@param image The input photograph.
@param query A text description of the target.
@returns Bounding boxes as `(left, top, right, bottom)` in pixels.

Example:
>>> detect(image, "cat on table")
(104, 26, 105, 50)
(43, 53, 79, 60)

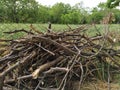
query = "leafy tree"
(0, 0, 39, 23)
(37, 5, 50, 23)
(0, 1, 7, 22)
(49, 3, 71, 23)
(111, 9, 120, 23)
(87, 11, 104, 24)
(0, 0, 119, 24)
(98, 2, 107, 10)
(61, 2, 88, 24)
(107, 0, 120, 8)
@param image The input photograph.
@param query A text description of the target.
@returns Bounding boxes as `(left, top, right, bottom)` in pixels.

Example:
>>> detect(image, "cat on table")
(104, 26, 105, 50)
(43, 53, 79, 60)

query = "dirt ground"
(72, 80, 120, 90)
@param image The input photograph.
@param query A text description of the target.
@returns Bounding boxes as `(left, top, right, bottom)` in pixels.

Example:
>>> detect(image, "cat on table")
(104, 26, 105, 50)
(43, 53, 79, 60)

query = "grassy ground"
(0, 23, 120, 39)
(0, 23, 80, 39)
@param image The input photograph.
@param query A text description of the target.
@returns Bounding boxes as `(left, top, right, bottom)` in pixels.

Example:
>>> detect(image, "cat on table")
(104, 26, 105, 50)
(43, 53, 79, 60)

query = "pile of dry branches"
(0, 25, 120, 90)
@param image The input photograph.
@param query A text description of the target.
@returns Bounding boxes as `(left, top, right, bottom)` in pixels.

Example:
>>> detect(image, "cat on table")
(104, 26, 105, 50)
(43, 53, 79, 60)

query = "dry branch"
(0, 25, 120, 90)
(3, 29, 34, 35)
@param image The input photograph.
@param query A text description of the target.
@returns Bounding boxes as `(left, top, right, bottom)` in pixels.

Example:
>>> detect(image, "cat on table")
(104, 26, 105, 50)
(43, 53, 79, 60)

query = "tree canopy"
(0, 0, 120, 24)
(107, 0, 120, 8)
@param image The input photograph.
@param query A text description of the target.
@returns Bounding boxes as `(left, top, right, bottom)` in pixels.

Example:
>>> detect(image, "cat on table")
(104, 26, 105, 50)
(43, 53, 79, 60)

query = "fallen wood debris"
(0, 25, 120, 90)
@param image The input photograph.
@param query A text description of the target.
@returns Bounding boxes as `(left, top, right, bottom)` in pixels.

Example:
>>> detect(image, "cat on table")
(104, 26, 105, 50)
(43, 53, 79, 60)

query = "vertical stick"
(48, 22, 52, 32)
(0, 76, 4, 90)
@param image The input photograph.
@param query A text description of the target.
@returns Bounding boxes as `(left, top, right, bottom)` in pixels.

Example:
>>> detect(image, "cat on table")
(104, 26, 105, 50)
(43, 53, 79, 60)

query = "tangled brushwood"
(0, 25, 120, 90)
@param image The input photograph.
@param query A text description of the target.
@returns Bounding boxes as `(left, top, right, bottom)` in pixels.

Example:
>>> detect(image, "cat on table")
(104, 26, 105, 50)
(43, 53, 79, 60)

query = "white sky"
(36, 0, 107, 8)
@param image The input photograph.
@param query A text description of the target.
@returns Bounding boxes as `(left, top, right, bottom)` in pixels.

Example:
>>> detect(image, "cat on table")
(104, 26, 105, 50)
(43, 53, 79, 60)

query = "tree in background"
(37, 5, 50, 23)
(87, 7, 104, 24)
(0, 0, 120, 24)
(106, 0, 120, 23)
(61, 2, 88, 24)
(107, 0, 120, 8)
(0, 0, 39, 23)
(49, 3, 71, 23)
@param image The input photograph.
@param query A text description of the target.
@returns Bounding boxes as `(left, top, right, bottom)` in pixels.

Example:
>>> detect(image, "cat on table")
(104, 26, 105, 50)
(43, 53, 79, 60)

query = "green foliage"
(61, 11, 85, 24)
(37, 5, 50, 23)
(107, 0, 120, 8)
(49, 2, 71, 23)
(0, 0, 120, 24)
(87, 11, 104, 24)
(98, 2, 107, 10)
(111, 9, 120, 23)
(0, 0, 39, 23)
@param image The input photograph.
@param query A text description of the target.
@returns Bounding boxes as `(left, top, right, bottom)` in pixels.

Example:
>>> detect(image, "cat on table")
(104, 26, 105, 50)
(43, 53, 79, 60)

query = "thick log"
(32, 56, 63, 79)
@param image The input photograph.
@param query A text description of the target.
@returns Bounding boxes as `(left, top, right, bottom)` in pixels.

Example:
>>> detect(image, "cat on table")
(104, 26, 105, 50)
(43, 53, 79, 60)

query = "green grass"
(0, 23, 80, 39)
(0, 23, 120, 39)
(86, 24, 120, 36)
